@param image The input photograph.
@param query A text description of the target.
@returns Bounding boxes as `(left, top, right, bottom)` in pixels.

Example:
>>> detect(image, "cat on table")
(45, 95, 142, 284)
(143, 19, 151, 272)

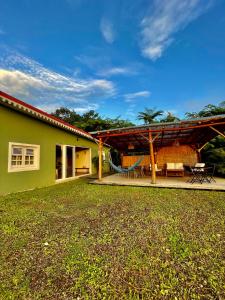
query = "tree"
(185, 101, 225, 177)
(51, 107, 134, 132)
(185, 101, 225, 119)
(160, 112, 180, 123)
(82, 110, 99, 121)
(137, 108, 164, 124)
(202, 136, 225, 176)
(52, 107, 81, 124)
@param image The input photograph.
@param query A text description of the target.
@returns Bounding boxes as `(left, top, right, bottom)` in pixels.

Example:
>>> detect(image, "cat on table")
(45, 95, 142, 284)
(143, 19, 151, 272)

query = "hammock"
(108, 154, 144, 173)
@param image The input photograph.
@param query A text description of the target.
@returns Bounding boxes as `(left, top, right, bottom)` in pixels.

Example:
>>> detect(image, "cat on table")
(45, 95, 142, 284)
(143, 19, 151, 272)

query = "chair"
(195, 163, 205, 168)
(204, 164, 216, 183)
(150, 164, 162, 175)
(189, 164, 216, 184)
(133, 166, 145, 178)
(189, 167, 203, 184)
(194, 163, 205, 172)
(166, 163, 184, 177)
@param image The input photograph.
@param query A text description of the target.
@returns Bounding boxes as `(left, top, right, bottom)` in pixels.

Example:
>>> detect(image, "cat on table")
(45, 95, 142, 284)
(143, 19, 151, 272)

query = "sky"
(0, 0, 225, 123)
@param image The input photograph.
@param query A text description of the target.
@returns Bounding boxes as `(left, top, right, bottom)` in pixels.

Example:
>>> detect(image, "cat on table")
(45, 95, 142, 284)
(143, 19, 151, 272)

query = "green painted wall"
(0, 105, 109, 195)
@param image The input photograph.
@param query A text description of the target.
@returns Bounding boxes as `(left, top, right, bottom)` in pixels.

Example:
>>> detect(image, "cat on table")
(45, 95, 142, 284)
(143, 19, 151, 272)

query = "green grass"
(0, 178, 225, 299)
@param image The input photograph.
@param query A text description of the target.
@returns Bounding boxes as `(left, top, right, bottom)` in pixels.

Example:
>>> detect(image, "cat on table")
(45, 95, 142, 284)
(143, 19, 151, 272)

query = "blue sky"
(0, 0, 225, 123)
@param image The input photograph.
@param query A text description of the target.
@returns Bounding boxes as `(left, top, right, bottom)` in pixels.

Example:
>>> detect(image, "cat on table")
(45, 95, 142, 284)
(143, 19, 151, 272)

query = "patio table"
(189, 166, 214, 184)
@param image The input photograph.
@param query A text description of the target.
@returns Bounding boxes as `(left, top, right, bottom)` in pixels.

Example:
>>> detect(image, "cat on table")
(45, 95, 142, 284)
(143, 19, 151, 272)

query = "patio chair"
(134, 166, 145, 177)
(150, 164, 162, 175)
(189, 167, 203, 184)
(166, 163, 184, 177)
(189, 164, 216, 184)
(194, 163, 205, 171)
(204, 164, 216, 183)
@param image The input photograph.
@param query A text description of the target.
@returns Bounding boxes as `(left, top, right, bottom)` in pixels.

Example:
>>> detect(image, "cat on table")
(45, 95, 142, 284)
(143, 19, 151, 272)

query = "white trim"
(55, 173, 90, 184)
(62, 145, 66, 180)
(55, 144, 92, 182)
(89, 148, 92, 175)
(73, 147, 76, 177)
(8, 142, 40, 173)
(0, 95, 94, 141)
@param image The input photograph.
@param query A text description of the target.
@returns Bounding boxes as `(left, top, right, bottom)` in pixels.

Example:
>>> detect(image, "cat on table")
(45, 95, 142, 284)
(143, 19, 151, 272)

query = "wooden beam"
(210, 126, 225, 138)
(139, 133, 149, 142)
(98, 137, 103, 181)
(96, 120, 225, 139)
(149, 131, 156, 184)
(139, 132, 160, 143)
(197, 141, 209, 152)
(152, 133, 160, 143)
(104, 137, 109, 143)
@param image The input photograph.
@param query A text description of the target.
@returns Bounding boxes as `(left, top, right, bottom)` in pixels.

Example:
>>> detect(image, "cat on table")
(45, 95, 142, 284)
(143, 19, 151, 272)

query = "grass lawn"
(0, 178, 225, 299)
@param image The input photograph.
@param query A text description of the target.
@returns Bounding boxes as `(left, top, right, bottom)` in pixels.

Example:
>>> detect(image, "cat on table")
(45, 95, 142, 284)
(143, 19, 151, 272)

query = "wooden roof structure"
(91, 115, 225, 151)
(91, 115, 225, 183)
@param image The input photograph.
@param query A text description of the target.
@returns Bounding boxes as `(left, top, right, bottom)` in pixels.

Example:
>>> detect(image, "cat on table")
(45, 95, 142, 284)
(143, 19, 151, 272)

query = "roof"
(90, 115, 225, 151)
(0, 90, 94, 141)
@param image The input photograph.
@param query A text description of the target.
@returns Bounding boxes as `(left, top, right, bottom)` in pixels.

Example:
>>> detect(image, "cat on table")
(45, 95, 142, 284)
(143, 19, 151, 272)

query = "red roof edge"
(0, 90, 92, 138)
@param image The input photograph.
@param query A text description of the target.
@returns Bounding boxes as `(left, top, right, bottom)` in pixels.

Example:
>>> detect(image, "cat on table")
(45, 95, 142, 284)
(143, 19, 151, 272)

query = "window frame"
(8, 142, 40, 172)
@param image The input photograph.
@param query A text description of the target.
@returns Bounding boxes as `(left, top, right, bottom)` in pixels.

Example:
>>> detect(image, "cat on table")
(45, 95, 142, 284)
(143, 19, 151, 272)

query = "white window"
(8, 143, 40, 172)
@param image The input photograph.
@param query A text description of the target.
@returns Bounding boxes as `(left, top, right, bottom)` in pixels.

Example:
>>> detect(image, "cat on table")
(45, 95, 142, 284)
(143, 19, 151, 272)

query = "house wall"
(76, 149, 90, 169)
(0, 105, 109, 195)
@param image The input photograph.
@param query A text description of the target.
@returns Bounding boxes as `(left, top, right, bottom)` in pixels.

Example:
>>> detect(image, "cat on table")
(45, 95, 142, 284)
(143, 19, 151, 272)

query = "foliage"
(0, 178, 225, 299)
(52, 107, 134, 132)
(52, 107, 82, 124)
(185, 101, 225, 118)
(185, 102, 225, 176)
(160, 112, 180, 123)
(137, 107, 164, 124)
(202, 136, 225, 176)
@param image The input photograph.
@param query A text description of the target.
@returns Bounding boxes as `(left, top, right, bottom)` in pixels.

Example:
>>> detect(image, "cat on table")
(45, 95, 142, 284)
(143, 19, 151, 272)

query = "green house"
(0, 91, 110, 195)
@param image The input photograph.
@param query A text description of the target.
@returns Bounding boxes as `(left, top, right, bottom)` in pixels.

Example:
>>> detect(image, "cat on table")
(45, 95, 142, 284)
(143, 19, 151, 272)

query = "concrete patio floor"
(92, 174, 225, 191)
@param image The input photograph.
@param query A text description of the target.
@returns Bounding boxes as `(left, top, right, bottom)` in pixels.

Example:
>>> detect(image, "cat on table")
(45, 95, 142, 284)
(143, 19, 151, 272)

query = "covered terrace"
(91, 114, 225, 190)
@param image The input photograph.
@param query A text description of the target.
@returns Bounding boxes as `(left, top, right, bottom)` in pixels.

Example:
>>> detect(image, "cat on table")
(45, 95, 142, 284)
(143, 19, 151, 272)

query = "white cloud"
(97, 67, 137, 77)
(0, 49, 115, 112)
(125, 103, 137, 119)
(140, 0, 213, 60)
(71, 104, 99, 114)
(74, 53, 106, 69)
(100, 18, 115, 44)
(124, 90, 151, 102)
(75, 53, 139, 77)
(37, 103, 99, 114)
(0, 69, 48, 98)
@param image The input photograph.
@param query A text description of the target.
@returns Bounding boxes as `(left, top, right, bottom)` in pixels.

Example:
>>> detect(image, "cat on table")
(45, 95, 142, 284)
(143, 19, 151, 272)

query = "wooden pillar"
(98, 137, 103, 181)
(149, 131, 156, 184)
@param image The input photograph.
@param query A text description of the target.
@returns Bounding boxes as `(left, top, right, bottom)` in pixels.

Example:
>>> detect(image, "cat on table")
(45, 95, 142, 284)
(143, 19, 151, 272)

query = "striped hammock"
(108, 154, 144, 173)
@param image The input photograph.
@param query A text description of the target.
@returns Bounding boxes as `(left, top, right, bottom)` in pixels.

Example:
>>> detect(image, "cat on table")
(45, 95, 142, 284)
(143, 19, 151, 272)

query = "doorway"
(56, 145, 91, 180)
(56, 145, 63, 180)
(66, 146, 74, 178)
(75, 147, 91, 176)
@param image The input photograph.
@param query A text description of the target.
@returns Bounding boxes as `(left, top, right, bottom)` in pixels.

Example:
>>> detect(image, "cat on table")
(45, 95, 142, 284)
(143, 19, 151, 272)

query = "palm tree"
(137, 108, 164, 124)
(160, 112, 180, 123)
